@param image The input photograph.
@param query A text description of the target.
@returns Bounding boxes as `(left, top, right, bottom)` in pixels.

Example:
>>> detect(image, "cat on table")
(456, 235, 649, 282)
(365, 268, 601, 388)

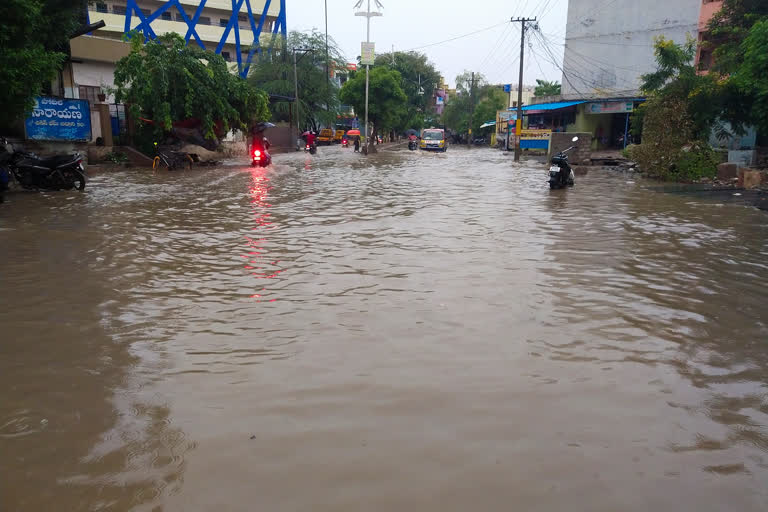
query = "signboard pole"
(355, 0, 383, 154)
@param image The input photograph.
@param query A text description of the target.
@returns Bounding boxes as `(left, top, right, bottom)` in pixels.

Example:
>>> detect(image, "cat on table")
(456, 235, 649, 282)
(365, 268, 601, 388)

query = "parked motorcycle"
(0, 137, 86, 191)
(549, 136, 578, 189)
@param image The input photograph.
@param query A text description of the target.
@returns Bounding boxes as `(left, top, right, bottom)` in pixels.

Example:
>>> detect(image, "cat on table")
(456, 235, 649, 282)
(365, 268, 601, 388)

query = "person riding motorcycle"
(306, 131, 317, 149)
(252, 133, 270, 154)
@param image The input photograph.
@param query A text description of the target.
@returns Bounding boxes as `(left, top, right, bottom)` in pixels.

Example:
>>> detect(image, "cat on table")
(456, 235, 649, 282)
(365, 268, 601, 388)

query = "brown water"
(1, 146, 767, 511)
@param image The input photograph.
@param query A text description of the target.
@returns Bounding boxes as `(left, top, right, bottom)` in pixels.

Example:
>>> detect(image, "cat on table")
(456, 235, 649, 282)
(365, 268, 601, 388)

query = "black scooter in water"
(0, 137, 86, 191)
(549, 136, 578, 189)
(408, 138, 418, 150)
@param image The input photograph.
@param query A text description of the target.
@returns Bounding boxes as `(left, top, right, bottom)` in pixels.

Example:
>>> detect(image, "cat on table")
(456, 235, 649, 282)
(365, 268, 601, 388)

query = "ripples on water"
(1, 146, 767, 510)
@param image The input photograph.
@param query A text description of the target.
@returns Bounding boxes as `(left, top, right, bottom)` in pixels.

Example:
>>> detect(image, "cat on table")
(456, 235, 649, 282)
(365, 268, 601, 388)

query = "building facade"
(57, 0, 284, 141)
(508, 86, 535, 109)
(560, 0, 702, 98)
(695, 0, 723, 72)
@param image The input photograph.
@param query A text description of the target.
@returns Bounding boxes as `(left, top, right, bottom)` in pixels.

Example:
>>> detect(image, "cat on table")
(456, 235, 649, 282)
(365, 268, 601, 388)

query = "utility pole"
(467, 71, 475, 148)
(511, 16, 536, 162)
(293, 50, 300, 141)
(324, 0, 330, 100)
(354, 0, 383, 154)
(293, 47, 312, 141)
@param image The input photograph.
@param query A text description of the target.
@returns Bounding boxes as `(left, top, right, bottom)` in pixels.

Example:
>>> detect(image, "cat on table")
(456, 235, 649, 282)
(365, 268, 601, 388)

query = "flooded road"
(1, 145, 767, 511)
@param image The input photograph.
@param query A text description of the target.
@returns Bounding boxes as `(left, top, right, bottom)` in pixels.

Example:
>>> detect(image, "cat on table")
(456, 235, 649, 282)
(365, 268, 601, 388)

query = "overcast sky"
(286, 0, 569, 88)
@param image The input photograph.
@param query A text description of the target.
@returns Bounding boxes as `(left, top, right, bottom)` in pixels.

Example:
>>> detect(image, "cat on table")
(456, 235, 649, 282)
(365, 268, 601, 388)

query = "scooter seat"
(31, 154, 78, 169)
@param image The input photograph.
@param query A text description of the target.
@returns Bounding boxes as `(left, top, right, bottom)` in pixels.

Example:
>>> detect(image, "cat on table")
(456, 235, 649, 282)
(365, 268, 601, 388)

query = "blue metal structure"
(110, 0, 287, 78)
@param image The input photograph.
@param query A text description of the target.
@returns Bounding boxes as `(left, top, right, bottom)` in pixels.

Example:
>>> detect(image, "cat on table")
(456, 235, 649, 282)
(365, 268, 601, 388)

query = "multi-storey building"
(695, 0, 723, 72)
(53, 1, 284, 141)
(560, 0, 701, 98)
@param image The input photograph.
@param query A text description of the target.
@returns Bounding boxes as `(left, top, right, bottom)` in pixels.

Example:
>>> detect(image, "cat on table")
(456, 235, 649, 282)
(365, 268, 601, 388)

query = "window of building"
(198, 16, 211, 25)
(140, 8, 151, 17)
(95, 2, 108, 13)
(176, 13, 186, 21)
(220, 18, 229, 27)
(221, 51, 231, 62)
(112, 4, 126, 15)
(161, 11, 172, 21)
(78, 86, 102, 109)
(698, 49, 713, 71)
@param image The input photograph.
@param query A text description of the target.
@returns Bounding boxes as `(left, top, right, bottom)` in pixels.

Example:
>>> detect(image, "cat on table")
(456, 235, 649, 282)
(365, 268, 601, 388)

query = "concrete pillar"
(97, 103, 113, 146)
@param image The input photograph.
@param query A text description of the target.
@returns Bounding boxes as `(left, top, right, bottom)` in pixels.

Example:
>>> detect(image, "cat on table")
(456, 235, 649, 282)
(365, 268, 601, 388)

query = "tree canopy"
(0, 0, 87, 128)
(339, 66, 407, 151)
(374, 51, 441, 131)
(248, 30, 346, 131)
(534, 79, 561, 97)
(113, 32, 270, 143)
(640, 36, 720, 140)
(441, 72, 506, 138)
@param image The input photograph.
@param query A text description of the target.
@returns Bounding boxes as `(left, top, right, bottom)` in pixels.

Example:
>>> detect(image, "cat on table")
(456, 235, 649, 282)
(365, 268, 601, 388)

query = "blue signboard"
(25, 97, 92, 142)
(503, 84, 512, 93)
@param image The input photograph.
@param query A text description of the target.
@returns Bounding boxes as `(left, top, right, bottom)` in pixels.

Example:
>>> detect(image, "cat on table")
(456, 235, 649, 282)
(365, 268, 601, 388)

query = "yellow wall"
(567, 105, 614, 150)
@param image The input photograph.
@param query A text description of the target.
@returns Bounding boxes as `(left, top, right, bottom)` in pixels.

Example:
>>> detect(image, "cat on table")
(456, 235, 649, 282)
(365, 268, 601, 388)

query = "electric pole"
(511, 16, 536, 162)
(467, 72, 475, 148)
(324, 0, 330, 100)
(293, 50, 300, 140)
(293, 47, 312, 141)
(354, 0, 383, 154)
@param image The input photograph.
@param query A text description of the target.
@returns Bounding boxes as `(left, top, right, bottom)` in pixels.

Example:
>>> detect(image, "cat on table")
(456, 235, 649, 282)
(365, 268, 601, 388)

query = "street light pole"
(354, 0, 383, 154)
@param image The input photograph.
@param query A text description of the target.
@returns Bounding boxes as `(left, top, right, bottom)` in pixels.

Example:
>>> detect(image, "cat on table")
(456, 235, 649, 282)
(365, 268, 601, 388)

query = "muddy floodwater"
(1, 146, 767, 511)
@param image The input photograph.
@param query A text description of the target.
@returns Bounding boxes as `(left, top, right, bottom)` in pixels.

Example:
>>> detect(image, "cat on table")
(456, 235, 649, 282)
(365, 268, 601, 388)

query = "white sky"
(286, 0, 569, 88)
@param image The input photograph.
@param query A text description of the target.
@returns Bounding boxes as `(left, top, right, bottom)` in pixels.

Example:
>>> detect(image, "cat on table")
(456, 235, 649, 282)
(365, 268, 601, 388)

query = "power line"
(403, 21, 510, 52)
(477, 22, 513, 73)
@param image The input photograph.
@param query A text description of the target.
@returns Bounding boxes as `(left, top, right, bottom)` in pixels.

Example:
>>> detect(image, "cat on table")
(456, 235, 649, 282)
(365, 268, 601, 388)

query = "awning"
(511, 100, 587, 112)
(480, 121, 496, 128)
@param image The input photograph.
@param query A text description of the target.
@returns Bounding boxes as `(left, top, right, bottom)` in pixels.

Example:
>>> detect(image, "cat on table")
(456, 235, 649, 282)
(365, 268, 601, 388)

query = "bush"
(628, 96, 719, 181)
(105, 151, 129, 164)
(673, 143, 719, 181)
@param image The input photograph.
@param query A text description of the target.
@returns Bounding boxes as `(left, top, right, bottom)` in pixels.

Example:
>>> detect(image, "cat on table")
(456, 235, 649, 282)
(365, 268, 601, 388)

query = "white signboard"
(361, 42, 375, 65)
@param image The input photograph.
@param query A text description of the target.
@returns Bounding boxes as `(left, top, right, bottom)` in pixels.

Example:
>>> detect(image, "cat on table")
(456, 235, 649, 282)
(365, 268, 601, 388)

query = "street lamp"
(354, 0, 383, 154)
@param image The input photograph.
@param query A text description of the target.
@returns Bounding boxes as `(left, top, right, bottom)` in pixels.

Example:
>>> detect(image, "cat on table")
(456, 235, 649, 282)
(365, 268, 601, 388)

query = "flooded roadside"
(1, 146, 767, 511)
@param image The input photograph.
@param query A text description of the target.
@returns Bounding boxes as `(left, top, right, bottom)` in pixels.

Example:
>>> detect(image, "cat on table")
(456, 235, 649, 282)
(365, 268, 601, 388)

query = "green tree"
(113, 32, 269, 144)
(629, 37, 721, 181)
(472, 87, 507, 136)
(729, 19, 768, 135)
(339, 67, 407, 153)
(533, 79, 561, 97)
(707, 0, 768, 75)
(640, 36, 720, 140)
(441, 71, 508, 139)
(248, 30, 346, 131)
(374, 51, 441, 132)
(0, 0, 87, 128)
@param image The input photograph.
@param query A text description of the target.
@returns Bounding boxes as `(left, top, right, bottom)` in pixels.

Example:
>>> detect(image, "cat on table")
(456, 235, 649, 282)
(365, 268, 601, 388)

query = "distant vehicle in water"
(334, 130, 345, 143)
(420, 129, 447, 152)
(317, 129, 334, 145)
